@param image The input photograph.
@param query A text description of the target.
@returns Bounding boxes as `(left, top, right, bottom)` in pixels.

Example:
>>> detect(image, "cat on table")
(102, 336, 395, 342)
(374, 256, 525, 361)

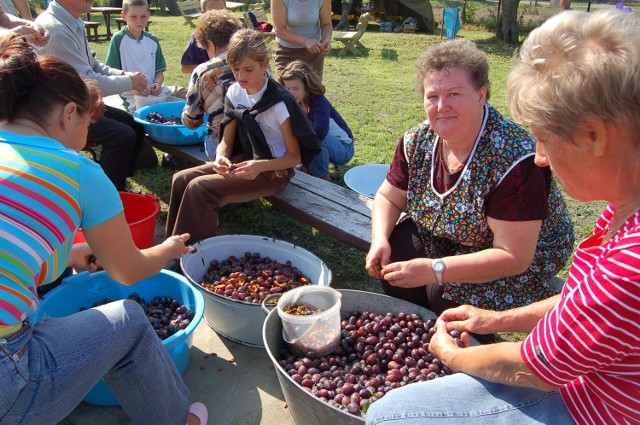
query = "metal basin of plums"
(181, 235, 332, 348)
(263, 290, 479, 425)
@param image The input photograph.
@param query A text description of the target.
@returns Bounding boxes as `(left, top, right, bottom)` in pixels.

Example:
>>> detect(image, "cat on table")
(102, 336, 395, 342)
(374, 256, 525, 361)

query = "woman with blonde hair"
(366, 10, 640, 425)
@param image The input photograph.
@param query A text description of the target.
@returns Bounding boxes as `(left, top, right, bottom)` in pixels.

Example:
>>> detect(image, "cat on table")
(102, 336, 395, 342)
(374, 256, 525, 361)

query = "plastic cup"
(277, 286, 341, 357)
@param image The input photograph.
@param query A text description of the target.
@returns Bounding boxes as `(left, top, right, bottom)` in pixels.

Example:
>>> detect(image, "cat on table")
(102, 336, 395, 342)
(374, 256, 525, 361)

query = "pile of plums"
(81, 293, 194, 340)
(199, 252, 312, 304)
(146, 112, 183, 125)
(277, 311, 454, 418)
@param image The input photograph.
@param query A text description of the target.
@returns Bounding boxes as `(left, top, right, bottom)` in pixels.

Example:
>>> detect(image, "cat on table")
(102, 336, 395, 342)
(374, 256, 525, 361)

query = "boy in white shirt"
(105, 0, 166, 111)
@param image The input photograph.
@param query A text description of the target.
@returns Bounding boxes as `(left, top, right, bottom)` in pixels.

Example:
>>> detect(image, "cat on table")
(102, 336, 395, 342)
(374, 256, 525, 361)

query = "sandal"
(187, 402, 208, 425)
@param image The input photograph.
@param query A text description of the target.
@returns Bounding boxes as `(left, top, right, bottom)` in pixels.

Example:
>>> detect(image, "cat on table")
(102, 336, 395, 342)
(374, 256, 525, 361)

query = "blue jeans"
(366, 373, 575, 425)
(309, 133, 355, 177)
(0, 300, 190, 425)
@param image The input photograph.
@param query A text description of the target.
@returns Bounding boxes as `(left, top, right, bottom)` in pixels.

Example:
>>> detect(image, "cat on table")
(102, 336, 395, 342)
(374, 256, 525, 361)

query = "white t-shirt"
(225, 80, 289, 158)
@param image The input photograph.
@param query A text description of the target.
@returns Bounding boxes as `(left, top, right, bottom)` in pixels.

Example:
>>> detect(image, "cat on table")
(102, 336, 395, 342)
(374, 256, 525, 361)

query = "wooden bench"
(177, 0, 201, 26)
(84, 21, 101, 42)
(102, 94, 372, 251)
(145, 141, 373, 251)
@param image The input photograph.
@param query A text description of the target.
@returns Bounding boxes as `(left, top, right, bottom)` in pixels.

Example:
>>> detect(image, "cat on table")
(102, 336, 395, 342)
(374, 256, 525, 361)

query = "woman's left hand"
(428, 318, 472, 371)
(380, 258, 431, 288)
(319, 39, 331, 54)
(69, 243, 102, 273)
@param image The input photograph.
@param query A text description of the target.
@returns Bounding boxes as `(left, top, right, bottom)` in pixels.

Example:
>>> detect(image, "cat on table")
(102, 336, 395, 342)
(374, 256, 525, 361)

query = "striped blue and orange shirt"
(0, 131, 122, 326)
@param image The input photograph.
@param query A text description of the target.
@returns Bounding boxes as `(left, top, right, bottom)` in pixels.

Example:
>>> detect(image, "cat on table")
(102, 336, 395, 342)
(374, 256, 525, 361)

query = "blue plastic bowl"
(32, 270, 205, 406)
(133, 101, 207, 145)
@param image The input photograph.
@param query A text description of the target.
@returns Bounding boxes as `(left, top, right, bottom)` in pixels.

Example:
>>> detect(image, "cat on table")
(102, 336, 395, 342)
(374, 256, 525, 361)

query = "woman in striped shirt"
(0, 40, 206, 425)
(366, 9, 640, 425)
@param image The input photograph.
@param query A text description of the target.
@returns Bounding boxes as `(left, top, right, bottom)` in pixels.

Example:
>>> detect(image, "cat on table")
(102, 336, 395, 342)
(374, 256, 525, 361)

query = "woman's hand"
(304, 37, 322, 53)
(319, 39, 331, 55)
(380, 258, 431, 288)
(68, 243, 101, 273)
(438, 304, 500, 335)
(162, 233, 192, 259)
(365, 239, 392, 279)
(428, 318, 472, 372)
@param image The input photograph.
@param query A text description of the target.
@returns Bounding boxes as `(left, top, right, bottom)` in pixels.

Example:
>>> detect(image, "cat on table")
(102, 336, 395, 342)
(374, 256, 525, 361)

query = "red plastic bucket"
(74, 192, 161, 249)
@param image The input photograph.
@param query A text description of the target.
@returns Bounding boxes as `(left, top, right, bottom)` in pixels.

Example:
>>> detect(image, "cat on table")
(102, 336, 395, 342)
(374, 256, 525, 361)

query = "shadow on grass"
(381, 48, 398, 61)
(473, 37, 517, 59)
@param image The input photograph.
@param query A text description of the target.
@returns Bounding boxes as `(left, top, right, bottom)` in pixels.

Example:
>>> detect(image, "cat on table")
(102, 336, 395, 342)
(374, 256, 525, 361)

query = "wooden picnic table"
(86, 7, 122, 39)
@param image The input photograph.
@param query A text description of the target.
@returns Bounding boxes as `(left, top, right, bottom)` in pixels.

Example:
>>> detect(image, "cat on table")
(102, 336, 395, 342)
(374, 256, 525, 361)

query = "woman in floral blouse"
(365, 39, 574, 319)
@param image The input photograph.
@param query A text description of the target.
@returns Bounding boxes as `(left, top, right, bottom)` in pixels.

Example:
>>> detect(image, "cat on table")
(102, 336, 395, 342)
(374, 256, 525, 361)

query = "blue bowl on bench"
(133, 101, 207, 145)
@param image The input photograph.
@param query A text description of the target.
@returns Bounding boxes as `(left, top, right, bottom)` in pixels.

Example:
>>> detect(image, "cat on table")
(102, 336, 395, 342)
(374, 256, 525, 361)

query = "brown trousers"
(274, 43, 326, 81)
(165, 161, 293, 243)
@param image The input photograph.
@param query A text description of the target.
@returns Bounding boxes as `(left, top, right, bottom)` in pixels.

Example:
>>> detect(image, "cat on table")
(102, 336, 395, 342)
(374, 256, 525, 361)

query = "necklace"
(442, 140, 473, 174)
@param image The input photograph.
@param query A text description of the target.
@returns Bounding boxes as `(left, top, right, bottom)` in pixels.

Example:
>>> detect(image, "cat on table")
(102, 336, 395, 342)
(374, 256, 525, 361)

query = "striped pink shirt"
(522, 204, 640, 424)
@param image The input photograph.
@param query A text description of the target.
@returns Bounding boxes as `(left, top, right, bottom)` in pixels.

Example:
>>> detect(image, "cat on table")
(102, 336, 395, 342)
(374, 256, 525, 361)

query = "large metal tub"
(182, 235, 332, 348)
(263, 289, 479, 425)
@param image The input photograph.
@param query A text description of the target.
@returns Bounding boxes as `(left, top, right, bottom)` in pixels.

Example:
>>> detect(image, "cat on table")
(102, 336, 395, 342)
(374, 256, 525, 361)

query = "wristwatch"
(432, 259, 446, 285)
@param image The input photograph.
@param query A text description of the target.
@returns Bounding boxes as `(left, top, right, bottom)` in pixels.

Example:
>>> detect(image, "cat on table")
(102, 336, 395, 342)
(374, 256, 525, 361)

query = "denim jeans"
(0, 300, 190, 425)
(309, 133, 355, 177)
(366, 373, 575, 425)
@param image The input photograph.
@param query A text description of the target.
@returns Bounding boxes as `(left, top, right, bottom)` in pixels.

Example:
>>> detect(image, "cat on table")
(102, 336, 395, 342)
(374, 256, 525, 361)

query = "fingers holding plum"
(438, 304, 497, 335)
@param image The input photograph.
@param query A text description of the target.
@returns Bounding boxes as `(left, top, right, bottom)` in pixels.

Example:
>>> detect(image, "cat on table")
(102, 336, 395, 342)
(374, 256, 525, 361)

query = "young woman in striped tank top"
(0, 39, 207, 425)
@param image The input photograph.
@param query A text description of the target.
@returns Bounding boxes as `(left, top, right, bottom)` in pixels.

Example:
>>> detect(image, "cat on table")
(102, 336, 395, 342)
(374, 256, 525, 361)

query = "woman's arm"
(318, 0, 332, 52)
(82, 214, 190, 285)
(431, 325, 557, 391)
(438, 218, 542, 283)
(438, 294, 561, 335)
(365, 180, 408, 278)
(381, 218, 542, 288)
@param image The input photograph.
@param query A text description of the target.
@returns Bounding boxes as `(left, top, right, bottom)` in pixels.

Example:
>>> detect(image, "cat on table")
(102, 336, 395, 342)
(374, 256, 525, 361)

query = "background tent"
(332, 0, 435, 33)
(372, 0, 435, 33)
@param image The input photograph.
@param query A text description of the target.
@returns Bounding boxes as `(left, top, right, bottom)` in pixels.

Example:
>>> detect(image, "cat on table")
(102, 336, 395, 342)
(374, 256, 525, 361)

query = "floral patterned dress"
(403, 104, 575, 310)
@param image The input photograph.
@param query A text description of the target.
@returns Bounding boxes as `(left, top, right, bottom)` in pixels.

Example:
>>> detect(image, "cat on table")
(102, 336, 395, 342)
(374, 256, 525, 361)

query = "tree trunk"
(498, 0, 520, 45)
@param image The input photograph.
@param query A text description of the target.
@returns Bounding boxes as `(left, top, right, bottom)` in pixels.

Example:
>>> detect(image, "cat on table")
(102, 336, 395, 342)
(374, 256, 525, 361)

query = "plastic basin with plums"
(32, 269, 204, 406)
(133, 100, 207, 145)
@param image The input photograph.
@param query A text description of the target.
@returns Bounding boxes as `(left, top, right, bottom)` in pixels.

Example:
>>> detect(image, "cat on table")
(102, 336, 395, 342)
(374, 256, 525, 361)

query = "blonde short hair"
(507, 10, 640, 139)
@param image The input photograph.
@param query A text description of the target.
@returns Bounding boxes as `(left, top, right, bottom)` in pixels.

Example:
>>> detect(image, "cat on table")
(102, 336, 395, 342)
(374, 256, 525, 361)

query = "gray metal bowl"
(181, 235, 332, 348)
(263, 289, 477, 424)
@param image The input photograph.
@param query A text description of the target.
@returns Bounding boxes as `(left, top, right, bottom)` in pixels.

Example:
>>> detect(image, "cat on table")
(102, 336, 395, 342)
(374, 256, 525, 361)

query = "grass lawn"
(82, 4, 610, 339)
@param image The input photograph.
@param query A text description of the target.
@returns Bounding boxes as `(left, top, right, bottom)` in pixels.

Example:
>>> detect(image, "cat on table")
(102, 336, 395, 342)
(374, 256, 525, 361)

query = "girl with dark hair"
(279, 59, 354, 179)
(0, 39, 206, 425)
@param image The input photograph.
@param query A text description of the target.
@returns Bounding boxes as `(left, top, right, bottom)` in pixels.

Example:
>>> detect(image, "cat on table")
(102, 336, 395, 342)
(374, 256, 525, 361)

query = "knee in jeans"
(120, 299, 150, 331)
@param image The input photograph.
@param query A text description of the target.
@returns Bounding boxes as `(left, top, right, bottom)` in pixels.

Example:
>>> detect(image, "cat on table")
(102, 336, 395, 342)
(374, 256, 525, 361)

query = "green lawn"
(83, 6, 607, 321)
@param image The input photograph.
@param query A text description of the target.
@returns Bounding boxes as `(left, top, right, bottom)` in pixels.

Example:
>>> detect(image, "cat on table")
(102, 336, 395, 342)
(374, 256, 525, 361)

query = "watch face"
(433, 260, 445, 272)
